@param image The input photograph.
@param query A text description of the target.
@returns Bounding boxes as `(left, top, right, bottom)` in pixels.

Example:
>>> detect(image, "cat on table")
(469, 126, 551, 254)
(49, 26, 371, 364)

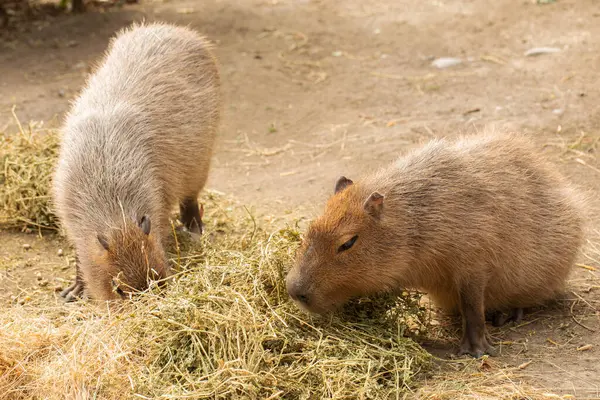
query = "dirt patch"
(1, 0, 600, 397)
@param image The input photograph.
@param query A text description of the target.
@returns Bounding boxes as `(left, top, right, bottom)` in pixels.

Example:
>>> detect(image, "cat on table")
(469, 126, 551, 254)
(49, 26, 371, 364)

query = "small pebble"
(332, 50, 343, 57)
(524, 47, 561, 57)
(38, 279, 49, 287)
(22, 243, 31, 250)
(58, 89, 66, 98)
(431, 57, 462, 69)
(552, 108, 564, 115)
(57, 249, 64, 257)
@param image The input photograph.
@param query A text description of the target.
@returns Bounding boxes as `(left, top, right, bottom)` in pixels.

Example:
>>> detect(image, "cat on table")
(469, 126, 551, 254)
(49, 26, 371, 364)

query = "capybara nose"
(287, 277, 310, 305)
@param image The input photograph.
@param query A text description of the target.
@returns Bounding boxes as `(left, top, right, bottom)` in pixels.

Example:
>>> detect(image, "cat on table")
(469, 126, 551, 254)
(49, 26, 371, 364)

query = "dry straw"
(0, 111, 60, 231)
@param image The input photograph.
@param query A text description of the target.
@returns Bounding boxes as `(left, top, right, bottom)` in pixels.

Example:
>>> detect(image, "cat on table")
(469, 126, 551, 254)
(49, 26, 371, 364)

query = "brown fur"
(286, 131, 585, 356)
(53, 22, 221, 301)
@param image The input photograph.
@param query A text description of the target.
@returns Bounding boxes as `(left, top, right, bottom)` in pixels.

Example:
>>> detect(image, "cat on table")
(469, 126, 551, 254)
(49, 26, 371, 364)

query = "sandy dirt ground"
(1, 0, 600, 397)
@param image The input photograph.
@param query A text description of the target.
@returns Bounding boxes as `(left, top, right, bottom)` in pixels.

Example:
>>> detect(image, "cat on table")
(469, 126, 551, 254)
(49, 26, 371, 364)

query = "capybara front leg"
(179, 197, 203, 234)
(60, 258, 85, 302)
(458, 286, 496, 358)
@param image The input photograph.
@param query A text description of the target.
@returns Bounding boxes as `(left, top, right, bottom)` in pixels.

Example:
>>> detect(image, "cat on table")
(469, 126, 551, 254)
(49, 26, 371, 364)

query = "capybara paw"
(457, 345, 496, 358)
(458, 338, 497, 358)
(174, 225, 202, 242)
(185, 220, 202, 235)
(60, 281, 84, 302)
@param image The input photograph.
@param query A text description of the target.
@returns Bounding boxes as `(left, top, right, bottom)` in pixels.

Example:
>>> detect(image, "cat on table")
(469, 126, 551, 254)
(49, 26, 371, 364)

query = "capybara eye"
(338, 235, 358, 253)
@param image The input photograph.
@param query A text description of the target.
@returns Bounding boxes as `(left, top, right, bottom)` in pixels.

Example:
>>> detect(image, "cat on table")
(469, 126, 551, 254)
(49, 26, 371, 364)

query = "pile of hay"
(0, 118, 60, 231)
(0, 195, 431, 399)
(0, 126, 432, 399)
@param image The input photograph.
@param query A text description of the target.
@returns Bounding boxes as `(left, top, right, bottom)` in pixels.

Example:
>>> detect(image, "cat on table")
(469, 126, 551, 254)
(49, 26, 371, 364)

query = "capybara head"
(88, 215, 170, 300)
(286, 176, 410, 314)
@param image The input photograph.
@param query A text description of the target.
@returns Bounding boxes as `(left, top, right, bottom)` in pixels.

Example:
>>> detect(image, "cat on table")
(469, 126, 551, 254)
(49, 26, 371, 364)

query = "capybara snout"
(285, 272, 311, 307)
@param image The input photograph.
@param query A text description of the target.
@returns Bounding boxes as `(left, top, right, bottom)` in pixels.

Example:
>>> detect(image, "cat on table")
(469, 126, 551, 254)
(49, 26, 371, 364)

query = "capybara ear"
(97, 233, 110, 251)
(363, 192, 384, 217)
(139, 215, 151, 235)
(334, 176, 353, 194)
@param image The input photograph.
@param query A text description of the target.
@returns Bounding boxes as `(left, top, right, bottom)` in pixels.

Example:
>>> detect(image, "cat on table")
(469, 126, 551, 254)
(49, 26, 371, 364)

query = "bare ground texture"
(1, 0, 600, 398)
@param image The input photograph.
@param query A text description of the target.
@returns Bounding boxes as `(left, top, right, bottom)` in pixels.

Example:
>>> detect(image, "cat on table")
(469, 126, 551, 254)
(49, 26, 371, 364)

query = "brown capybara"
(286, 132, 585, 357)
(53, 22, 220, 301)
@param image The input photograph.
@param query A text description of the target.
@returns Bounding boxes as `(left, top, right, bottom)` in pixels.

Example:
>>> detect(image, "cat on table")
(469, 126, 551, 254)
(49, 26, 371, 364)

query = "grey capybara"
(53, 22, 221, 301)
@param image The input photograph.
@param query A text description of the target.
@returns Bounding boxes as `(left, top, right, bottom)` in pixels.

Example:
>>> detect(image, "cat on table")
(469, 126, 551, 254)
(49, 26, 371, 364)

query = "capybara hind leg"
(491, 311, 505, 327)
(490, 308, 524, 327)
(180, 197, 203, 234)
(61, 261, 85, 302)
(503, 307, 524, 325)
(458, 286, 496, 358)
(486, 310, 502, 326)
